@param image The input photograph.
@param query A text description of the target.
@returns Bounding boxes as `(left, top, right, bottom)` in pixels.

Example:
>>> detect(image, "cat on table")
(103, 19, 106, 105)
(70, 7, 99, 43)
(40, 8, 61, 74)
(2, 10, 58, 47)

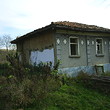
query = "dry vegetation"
(0, 49, 8, 63)
(0, 49, 16, 63)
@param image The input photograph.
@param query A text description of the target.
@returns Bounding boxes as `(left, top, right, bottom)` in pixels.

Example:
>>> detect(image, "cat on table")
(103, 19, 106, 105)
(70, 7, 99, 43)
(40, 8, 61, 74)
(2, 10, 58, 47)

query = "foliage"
(0, 74, 61, 110)
(74, 71, 110, 95)
(0, 49, 9, 63)
(101, 72, 110, 76)
(1, 52, 110, 110)
(0, 63, 9, 76)
(0, 52, 62, 110)
(24, 73, 110, 110)
(74, 71, 93, 85)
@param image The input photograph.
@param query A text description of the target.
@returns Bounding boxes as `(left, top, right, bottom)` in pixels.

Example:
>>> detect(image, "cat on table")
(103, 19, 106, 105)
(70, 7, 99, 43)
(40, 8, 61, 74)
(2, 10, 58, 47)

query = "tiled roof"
(53, 21, 110, 32)
(11, 21, 110, 43)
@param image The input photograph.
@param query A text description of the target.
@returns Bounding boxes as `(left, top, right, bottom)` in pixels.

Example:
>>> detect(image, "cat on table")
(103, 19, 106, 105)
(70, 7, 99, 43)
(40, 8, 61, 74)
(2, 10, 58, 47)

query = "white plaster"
(92, 41, 94, 45)
(87, 40, 90, 45)
(30, 48, 54, 65)
(57, 39, 60, 44)
(63, 39, 67, 44)
(81, 40, 84, 45)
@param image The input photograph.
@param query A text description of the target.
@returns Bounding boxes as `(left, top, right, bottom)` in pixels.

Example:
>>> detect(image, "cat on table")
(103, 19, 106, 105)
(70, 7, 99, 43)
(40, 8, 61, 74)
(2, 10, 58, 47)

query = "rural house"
(11, 21, 110, 76)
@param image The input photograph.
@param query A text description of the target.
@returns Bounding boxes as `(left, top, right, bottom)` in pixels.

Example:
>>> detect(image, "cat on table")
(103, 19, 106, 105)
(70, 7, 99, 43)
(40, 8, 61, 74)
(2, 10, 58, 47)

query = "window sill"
(69, 55, 80, 58)
(96, 54, 104, 57)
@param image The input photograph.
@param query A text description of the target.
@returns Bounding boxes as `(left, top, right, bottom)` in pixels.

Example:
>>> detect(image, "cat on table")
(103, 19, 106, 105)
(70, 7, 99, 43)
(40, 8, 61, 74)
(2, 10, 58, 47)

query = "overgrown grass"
(24, 73, 110, 110)
(25, 82, 110, 110)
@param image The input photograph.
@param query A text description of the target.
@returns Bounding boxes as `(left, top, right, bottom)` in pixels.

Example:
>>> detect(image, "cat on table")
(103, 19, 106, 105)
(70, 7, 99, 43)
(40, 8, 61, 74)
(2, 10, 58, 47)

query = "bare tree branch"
(0, 35, 15, 51)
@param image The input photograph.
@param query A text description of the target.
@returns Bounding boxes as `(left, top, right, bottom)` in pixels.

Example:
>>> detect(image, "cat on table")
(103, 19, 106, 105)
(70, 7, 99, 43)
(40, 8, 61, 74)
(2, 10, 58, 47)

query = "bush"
(0, 52, 62, 110)
(75, 71, 92, 83)
(101, 72, 110, 76)
(74, 71, 110, 95)
(0, 72, 61, 109)
(0, 63, 9, 76)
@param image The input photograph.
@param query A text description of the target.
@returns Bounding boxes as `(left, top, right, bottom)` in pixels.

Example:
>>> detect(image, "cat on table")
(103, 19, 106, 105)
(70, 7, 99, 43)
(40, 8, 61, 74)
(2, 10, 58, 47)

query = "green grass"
(25, 82, 110, 110)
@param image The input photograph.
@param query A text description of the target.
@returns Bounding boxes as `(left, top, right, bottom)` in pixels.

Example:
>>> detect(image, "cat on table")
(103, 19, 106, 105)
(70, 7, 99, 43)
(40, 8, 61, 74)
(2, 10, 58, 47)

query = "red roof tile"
(53, 21, 110, 31)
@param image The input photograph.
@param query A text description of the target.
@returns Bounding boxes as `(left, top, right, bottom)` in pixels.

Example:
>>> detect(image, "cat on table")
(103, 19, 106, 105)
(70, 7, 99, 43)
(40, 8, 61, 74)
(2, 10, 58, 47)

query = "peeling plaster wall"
(30, 48, 54, 65)
(17, 32, 55, 64)
(58, 63, 110, 77)
(16, 29, 110, 75)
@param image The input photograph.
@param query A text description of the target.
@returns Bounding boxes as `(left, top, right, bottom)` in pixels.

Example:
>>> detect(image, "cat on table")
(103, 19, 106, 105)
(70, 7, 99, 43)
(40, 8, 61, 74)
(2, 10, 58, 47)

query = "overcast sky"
(0, 0, 110, 39)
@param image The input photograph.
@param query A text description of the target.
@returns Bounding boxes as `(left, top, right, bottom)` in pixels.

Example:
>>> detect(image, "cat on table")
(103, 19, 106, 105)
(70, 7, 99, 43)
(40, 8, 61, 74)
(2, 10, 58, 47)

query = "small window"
(96, 38, 103, 55)
(69, 37, 79, 56)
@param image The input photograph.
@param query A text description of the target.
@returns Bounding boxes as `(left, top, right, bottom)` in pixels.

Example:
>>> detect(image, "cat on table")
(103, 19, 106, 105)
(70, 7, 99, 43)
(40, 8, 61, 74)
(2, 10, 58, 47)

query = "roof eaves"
(11, 23, 54, 44)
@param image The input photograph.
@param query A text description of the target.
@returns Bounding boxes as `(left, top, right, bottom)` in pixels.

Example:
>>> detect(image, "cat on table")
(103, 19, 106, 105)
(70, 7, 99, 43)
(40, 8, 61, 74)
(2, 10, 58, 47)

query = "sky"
(0, 0, 110, 40)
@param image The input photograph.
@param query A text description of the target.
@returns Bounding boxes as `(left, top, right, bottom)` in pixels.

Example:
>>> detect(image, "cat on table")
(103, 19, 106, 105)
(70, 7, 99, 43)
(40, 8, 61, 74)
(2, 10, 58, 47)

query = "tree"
(3, 35, 12, 51)
(0, 35, 15, 51)
(0, 37, 2, 48)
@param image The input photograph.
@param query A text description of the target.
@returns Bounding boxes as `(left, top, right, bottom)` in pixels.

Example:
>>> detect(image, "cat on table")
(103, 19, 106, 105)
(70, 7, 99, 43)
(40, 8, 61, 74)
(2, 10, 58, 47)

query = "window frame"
(69, 36, 80, 57)
(96, 38, 104, 57)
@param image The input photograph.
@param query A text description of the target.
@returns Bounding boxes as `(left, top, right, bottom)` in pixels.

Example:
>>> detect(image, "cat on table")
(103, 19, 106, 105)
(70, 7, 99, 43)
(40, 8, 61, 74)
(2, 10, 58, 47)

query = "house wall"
(87, 36, 110, 65)
(30, 48, 54, 65)
(17, 32, 55, 64)
(55, 30, 110, 69)
(55, 34, 87, 68)
(16, 29, 110, 75)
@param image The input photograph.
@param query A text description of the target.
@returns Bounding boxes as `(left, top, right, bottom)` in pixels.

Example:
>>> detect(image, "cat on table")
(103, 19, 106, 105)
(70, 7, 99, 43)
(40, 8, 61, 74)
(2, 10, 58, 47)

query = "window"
(69, 37, 79, 56)
(96, 38, 103, 55)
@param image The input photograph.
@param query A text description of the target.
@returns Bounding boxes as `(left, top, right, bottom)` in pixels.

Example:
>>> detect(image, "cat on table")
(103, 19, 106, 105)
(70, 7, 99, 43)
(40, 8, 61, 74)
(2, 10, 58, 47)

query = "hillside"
(27, 83, 110, 110)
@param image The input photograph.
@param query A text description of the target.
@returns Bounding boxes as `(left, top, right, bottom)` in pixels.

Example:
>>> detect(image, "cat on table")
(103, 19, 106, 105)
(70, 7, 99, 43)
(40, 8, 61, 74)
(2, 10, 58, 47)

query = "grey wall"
(87, 36, 109, 65)
(55, 33, 110, 68)
(55, 34, 87, 68)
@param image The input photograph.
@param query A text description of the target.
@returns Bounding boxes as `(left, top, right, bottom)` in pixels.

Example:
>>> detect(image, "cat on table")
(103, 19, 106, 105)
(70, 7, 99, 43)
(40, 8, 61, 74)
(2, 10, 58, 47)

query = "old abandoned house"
(11, 21, 110, 76)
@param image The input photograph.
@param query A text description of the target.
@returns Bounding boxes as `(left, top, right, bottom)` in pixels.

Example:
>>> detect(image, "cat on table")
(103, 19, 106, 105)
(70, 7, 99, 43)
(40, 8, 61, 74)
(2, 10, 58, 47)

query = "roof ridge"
(53, 21, 110, 31)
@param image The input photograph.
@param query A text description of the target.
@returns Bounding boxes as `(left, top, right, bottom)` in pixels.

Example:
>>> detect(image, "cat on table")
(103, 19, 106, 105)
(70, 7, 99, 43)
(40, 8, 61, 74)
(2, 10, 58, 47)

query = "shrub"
(74, 71, 110, 95)
(0, 63, 10, 76)
(75, 71, 92, 83)
(0, 52, 62, 110)
(101, 72, 110, 76)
